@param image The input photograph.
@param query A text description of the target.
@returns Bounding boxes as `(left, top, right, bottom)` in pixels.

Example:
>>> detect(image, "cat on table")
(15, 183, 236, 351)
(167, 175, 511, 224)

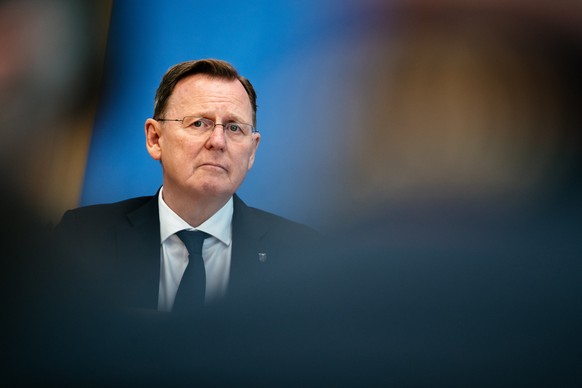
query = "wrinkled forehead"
(167, 74, 253, 119)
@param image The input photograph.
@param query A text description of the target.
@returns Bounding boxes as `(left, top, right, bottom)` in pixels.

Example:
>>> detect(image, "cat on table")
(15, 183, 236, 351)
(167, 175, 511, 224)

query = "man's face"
(145, 74, 260, 205)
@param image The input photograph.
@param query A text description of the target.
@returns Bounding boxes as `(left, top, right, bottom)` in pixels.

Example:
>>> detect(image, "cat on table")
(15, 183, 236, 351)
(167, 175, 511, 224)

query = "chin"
(196, 181, 235, 198)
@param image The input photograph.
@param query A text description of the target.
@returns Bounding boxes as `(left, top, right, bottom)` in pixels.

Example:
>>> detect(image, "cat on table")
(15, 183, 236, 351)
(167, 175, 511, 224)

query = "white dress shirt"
(157, 187, 233, 312)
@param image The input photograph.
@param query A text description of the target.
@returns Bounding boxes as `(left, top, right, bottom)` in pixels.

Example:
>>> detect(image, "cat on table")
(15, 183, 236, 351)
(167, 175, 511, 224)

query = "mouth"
(199, 163, 227, 172)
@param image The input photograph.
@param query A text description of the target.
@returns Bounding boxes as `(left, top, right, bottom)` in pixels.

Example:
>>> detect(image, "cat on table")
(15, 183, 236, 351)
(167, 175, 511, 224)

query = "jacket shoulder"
(234, 196, 320, 245)
(57, 196, 155, 230)
(245, 205, 314, 232)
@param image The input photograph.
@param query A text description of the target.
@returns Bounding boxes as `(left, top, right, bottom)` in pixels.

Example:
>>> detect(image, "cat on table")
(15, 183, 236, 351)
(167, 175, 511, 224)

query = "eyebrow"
(186, 112, 249, 124)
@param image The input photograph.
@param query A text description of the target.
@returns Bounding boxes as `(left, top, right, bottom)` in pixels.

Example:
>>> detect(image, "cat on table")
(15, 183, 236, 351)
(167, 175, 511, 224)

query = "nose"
(204, 123, 227, 150)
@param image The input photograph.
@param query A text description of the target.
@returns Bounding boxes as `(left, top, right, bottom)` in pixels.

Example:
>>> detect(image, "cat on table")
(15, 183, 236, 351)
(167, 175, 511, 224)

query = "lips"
(199, 162, 227, 171)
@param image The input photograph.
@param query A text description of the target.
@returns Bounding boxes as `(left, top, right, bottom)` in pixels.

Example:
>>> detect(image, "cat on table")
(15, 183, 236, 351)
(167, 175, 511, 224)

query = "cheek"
(161, 138, 190, 168)
(165, 136, 193, 157)
(231, 152, 253, 178)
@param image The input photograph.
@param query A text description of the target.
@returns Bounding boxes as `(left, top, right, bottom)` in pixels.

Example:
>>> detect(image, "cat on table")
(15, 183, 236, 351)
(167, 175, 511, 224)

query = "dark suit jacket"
(55, 193, 318, 312)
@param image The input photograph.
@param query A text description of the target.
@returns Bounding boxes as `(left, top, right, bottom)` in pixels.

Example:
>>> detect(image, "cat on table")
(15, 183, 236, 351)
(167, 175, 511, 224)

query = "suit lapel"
(116, 195, 161, 310)
(229, 194, 270, 296)
(112, 194, 273, 307)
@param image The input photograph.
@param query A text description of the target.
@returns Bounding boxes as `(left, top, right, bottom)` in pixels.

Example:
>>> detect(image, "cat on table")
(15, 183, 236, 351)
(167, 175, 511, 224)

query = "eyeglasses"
(156, 116, 257, 142)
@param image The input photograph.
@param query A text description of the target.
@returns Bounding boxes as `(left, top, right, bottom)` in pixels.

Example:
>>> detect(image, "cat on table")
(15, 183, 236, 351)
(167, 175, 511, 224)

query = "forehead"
(167, 74, 252, 118)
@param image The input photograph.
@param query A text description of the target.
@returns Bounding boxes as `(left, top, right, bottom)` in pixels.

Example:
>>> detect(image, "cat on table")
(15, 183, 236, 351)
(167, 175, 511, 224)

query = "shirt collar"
(158, 187, 233, 246)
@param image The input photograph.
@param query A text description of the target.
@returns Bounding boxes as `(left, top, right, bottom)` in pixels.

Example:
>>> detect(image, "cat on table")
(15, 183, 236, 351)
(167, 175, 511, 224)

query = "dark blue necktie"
(173, 230, 209, 314)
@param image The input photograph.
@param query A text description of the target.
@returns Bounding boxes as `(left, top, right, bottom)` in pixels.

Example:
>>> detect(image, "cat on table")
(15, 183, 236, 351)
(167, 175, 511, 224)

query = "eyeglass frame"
(155, 116, 258, 136)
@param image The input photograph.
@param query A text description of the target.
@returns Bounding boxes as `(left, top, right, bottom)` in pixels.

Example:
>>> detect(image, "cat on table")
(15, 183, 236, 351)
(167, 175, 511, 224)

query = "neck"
(162, 187, 231, 227)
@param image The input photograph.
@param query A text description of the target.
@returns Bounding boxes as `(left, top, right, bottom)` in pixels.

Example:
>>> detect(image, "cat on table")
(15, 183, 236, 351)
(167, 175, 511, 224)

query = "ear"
(145, 118, 162, 160)
(247, 132, 261, 170)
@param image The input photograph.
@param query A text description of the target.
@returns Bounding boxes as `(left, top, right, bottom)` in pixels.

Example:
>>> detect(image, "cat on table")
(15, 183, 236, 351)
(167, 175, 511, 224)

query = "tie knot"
(176, 230, 209, 256)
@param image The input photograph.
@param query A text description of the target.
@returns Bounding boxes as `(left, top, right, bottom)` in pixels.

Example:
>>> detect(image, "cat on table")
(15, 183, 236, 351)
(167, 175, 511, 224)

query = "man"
(56, 59, 317, 316)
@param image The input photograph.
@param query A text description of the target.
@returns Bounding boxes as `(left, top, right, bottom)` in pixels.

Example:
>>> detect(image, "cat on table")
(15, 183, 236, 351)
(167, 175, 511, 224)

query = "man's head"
(153, 59, 257, 126)
(145, 59, 260, 223)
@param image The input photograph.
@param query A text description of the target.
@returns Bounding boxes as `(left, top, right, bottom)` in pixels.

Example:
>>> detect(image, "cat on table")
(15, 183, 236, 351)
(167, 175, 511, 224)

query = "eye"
(227, 123, 242, 133)
(192, 119, 205, 128)
(184, 117, 213, 129)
